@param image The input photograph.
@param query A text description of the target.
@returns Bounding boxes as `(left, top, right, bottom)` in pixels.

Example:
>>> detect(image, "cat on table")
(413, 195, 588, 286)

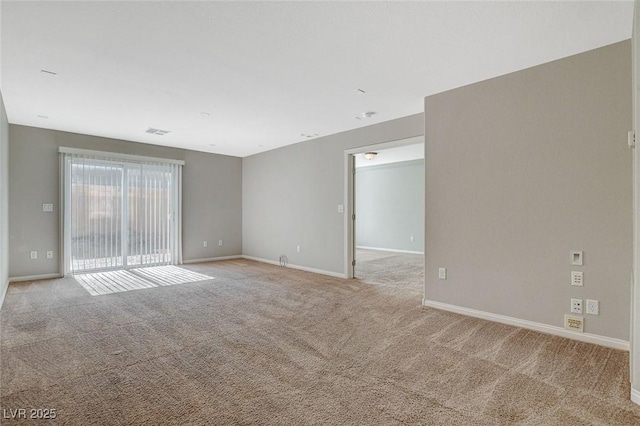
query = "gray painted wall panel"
(356, 160, 424, 252)
(8, 125, 242, 277)
(242, 114, 424, 274)
(424, 41, 632, 340)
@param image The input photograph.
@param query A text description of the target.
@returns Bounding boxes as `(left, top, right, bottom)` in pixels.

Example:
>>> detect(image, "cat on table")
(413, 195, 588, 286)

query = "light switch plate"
(438, 267, 446, 280)
(42, 203, 53, 212)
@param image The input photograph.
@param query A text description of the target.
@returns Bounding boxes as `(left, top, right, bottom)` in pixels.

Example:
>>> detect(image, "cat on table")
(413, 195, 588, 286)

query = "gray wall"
(424, 41, 632, 340)
(356, 159, 424, 252)
(8, 125, 242, 278)
(243, 114, 424, 275)
(0, 91, 8, 308)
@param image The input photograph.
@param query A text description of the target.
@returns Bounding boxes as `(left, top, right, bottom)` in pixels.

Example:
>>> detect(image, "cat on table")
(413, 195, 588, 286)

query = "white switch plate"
(571, 298, 583, 314)
(586, 299, 599, 315)
(337, 205, 344, 213)
(218, 240, 223, 246)
(438, 267, 446, 280)
(203, 241, 208, 247)
(571, 271, 583, 287)
(296, 245, 301, 253)
(410, 236, 415, 242)
(46, 251, 53, 259)
(42, 203, 53, 212)
(30, 251, 37, 260)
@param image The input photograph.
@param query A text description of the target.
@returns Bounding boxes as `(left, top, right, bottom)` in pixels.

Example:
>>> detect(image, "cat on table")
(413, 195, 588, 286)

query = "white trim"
(58, 147, 185, 166)
(242, 255, 347, 279)
(9, 273, 63, 283)
(343, 134, 425, 279)
(182, 255, 243, 264)
(632, 0, 640, 401)
(632, 387, 640, 405)
(422, 299, 630, 351)
(0, 279, 8, 312)
(344, 135, 424, 155)
(356, 245, 423, 255)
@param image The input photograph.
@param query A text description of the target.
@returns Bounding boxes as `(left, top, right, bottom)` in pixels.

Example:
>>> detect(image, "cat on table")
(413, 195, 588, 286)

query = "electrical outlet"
(46, 251, 53, 259)
(218, 240, 223, 247)
(296, 245, 301, 253)
(410, 235, 415, 242)
(586, 299, 599, 315)
(571, 298, 582, 314)
(203, 241, 207, 247)
(30, 251, 38, 260)
(564, 314, 584, 332)
(571, 271, 583, 287)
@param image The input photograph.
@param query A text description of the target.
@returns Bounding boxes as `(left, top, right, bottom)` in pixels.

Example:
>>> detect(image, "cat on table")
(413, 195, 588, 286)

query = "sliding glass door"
(63, 152, 182, 274)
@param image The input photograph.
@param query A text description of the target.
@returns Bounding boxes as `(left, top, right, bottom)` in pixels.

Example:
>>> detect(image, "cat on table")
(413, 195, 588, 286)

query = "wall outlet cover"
(564, 314, 584, 332)
(571, 298, 583, 314)
(586, 299, 599, 315)
(571, 271, 583, 287)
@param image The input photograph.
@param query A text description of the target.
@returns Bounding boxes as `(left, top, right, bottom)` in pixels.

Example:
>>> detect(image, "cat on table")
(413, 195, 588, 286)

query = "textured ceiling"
(1, 1, 634, 157)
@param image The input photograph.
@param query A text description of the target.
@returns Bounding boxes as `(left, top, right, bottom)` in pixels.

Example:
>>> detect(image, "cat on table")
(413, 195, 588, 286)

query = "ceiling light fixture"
(40, 69, 57, 76)
(37, 115, 49, 119)
(209, 144, 216, 147)
(200, 112, 210, 117)
(363, 152, 377, 160)
(355, 89, 366, 95)
(300, 133, 319, 138)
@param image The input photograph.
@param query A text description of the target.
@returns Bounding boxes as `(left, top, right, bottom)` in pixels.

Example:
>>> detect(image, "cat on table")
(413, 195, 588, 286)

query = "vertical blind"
(61, 149, 183, 274)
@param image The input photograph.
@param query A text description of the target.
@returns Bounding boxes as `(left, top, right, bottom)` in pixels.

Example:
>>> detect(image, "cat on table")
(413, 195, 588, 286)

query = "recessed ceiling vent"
(145, 127, 171, 136)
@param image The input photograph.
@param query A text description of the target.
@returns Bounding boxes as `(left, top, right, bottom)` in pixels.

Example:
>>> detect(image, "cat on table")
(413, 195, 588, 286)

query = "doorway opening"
(344, 136, 425, 292)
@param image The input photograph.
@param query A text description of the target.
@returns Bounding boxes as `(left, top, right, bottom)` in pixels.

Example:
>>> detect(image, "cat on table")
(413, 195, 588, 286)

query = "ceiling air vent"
(145, 127, 171, 136)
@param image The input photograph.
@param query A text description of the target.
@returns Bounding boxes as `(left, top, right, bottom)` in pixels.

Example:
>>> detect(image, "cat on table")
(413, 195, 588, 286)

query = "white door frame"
(631, 0, 640, 406)
(343, 135, 424, 279)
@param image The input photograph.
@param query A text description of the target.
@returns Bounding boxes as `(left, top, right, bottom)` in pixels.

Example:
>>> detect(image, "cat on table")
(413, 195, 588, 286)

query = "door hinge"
(352, 260, 356, 266)
(352, 213, 356, 221)
(629, 130, 636, 149)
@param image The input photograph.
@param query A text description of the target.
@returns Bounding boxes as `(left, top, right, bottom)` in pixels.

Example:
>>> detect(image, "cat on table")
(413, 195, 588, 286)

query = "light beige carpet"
(1, 258, 640, 425)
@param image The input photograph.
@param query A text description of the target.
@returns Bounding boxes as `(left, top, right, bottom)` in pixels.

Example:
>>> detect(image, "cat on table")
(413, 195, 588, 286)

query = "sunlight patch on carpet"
(74, 266, 214, 296)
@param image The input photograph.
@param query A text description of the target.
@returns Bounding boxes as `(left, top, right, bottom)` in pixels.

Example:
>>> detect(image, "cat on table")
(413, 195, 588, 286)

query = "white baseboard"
(242, 255, 346, 279)
(182, 255, 243, 264)
(357, 246, 423, 255)
(0, 279, 8, 312)
(8, 273, 63, 283)
(631, 388, 640, 406)
(422, 298, 629, 351)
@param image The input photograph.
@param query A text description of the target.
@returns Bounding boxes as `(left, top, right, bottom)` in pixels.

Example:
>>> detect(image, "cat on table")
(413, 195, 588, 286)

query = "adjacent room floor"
(1, 259, 640, 424)
(355, 248, 424, 292)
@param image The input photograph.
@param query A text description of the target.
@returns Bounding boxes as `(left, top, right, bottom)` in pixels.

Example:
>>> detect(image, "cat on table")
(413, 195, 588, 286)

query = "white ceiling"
(355, 141, 424, 168)
(1, 1, 633, 158)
